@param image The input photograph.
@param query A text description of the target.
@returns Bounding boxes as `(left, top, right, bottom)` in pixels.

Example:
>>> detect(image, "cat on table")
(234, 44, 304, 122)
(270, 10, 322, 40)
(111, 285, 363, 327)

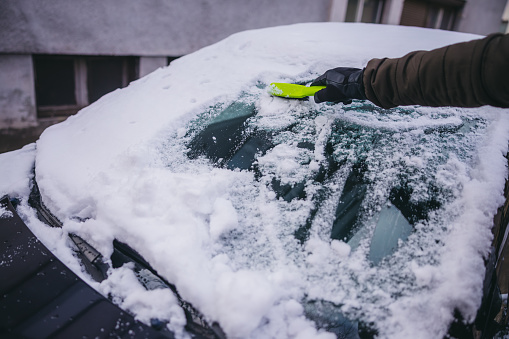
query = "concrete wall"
(457, 0, 508, 35)
(0, 0, 331, 131)
(0, 55, 37, 129)
(139, 57, 169, 78)
(0, 0, 331, 56)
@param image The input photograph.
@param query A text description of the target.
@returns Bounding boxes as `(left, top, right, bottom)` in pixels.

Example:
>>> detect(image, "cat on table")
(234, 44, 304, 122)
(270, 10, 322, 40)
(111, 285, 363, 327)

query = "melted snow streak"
(158, 83, 499, 338)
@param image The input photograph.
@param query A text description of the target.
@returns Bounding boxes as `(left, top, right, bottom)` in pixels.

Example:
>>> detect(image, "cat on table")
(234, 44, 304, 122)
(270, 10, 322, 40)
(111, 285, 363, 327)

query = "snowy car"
(1, 23, 509, 338)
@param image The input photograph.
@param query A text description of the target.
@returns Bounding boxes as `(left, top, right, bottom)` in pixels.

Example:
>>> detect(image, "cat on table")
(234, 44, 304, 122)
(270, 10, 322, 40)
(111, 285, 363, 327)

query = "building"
(503, 0, 509, 33)
(0, 0, 507, 153)
(0, 0, 332, 152)
(330, 0, 507, 33)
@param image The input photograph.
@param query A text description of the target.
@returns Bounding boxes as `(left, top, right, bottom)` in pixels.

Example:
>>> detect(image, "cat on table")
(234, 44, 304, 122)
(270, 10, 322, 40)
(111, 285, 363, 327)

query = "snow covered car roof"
(2, 23, 509, 338)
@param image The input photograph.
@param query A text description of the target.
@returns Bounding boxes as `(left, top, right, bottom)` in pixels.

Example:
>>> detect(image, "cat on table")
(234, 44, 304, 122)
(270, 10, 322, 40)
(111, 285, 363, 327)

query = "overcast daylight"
(1, 1, 509, 338)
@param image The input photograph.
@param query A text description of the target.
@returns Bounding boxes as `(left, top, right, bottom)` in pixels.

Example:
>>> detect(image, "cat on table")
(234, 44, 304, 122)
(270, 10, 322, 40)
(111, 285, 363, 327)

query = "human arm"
(313, 33, 509, 109)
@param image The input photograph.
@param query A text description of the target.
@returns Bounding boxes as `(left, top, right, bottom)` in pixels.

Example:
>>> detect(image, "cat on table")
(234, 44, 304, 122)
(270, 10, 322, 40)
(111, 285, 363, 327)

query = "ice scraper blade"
(268, 83, 326, 99)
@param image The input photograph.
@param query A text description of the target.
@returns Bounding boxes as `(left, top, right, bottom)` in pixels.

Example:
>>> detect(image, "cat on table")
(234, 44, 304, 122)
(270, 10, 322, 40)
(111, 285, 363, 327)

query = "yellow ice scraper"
(268, 83, 326, 99)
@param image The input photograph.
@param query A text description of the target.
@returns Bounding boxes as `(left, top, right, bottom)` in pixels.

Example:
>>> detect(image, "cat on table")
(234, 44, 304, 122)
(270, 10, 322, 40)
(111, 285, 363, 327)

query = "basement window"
(345, 0, 385, 23)
(34, 55, 138, 118)
(399, 0, 463, 30)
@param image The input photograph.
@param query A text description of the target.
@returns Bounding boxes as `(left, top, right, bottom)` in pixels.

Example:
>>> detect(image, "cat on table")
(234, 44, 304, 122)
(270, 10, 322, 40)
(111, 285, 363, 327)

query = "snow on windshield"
(8, 23, 508, 338)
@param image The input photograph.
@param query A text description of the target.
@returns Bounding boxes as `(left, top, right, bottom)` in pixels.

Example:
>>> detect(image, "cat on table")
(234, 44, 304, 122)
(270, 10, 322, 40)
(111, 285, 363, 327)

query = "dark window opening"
(500, 21, 508, 33)
(361, 0, 383, 23)
(440, 8, 457, 30)
(34, 56, 76, 107)
(87, 57, 137, 103)
(400, 0, 462, 30)
(33, 55, 138, 118)
(345, 0, 385, 23)
(167, 56, 181, 65)
(345, 0, 360, 22)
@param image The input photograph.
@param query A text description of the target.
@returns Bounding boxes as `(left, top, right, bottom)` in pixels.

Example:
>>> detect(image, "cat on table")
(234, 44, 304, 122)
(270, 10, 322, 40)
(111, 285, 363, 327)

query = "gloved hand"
(311, 67, 366, 104)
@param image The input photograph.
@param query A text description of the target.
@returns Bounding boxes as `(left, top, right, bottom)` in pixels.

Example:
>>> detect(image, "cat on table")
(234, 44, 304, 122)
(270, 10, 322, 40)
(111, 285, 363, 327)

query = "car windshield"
(161, 89, 486, 336)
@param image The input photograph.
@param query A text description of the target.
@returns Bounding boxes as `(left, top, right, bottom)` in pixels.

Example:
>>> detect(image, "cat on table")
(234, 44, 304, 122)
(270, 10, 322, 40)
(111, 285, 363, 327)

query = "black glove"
(311, 67, 366, 104)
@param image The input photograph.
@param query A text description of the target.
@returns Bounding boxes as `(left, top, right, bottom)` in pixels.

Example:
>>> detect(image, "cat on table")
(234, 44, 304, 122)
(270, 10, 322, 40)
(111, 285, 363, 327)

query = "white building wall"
(139, 57, 169, 78)
(457, 0, 508, 35)
(0, 0, 330, 129)
(0, 55, 37, 129)
(0, 0, 330, 56)
(329, 0, 349, 22)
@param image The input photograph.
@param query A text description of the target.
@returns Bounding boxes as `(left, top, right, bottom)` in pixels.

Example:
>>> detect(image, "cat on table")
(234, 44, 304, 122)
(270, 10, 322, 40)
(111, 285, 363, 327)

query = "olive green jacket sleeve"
(363, 33, 509, 109)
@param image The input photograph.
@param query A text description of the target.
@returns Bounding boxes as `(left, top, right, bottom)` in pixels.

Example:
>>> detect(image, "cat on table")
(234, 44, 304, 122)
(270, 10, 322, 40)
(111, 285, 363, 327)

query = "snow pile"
(1, 23, 508, 338)
(0, 144, 36, 199)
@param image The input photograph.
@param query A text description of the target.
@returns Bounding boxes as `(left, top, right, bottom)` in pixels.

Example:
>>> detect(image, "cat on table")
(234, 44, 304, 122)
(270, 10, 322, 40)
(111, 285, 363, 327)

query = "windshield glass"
(161, 85, 486, 336)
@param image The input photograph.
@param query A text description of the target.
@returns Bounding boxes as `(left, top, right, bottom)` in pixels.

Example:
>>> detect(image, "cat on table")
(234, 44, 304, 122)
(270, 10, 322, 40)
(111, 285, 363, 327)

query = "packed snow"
(1, 23, 509, 339)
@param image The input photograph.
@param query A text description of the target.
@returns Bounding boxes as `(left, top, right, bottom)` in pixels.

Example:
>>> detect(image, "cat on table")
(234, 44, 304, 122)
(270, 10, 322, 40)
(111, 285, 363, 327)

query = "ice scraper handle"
(311, 67, 367, 105)
(269, 83, 326, 99)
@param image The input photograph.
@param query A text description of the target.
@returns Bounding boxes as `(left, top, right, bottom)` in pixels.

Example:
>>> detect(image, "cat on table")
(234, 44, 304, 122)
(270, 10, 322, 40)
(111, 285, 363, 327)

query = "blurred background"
(1, 0, 508, 153)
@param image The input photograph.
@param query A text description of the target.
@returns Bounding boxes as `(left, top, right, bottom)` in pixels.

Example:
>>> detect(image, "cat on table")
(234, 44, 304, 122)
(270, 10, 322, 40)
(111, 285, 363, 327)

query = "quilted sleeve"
(363, 33, 509, 109)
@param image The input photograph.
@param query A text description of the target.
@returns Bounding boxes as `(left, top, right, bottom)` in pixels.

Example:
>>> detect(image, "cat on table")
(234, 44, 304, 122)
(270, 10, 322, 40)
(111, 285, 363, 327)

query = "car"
(1, 22, 509, 339)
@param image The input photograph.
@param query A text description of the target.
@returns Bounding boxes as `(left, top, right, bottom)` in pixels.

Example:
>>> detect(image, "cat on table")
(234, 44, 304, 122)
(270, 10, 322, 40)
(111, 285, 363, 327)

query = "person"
(311, 33, 509, 109)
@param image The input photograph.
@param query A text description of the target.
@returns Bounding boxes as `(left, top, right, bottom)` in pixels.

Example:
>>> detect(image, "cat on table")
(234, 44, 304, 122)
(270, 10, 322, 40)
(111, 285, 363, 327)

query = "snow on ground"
(1, 23, 509, 338)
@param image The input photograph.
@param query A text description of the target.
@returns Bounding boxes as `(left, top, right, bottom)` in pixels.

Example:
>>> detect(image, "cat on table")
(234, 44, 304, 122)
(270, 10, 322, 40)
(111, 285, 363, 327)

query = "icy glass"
(368, 203, 413, 264)
(164, 87, 487, 336)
